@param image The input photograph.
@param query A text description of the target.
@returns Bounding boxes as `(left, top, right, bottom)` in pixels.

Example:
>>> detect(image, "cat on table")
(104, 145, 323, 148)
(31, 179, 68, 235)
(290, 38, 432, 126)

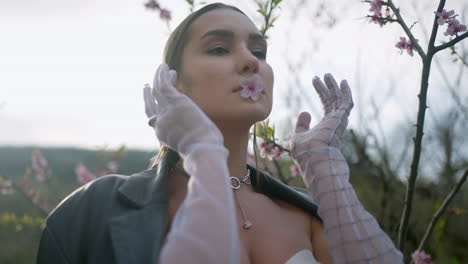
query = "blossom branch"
(364, 15, 398, 23)
(386, 0, 426, 59)
(425, 0, 447, 56)
(433, 31, 468, 54)
(1, 174, 50, 217)
(416, 168, 468, 253)
(392, 0, 465, 250)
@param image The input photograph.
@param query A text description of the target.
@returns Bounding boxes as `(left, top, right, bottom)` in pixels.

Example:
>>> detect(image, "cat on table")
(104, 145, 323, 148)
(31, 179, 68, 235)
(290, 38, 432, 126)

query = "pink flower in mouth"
(239, 75, 264, 101)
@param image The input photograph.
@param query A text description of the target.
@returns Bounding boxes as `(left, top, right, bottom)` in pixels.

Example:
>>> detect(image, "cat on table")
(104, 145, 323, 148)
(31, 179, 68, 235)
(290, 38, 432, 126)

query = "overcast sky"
(1, 0, 466, 151)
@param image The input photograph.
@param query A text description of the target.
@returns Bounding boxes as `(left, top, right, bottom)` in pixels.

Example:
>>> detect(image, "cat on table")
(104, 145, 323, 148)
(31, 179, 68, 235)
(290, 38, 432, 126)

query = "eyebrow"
(200, 29, 267, 45)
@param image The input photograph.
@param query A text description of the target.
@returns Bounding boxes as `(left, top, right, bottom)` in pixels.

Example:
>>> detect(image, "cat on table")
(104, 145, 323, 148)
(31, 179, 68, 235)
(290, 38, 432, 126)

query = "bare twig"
(434, 32, 468, 54)
(416, 168, 468, 251)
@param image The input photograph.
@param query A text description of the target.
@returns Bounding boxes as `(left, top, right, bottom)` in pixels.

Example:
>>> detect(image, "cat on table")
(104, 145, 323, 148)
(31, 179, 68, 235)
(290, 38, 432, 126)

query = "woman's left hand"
(289, 73, 354, 163)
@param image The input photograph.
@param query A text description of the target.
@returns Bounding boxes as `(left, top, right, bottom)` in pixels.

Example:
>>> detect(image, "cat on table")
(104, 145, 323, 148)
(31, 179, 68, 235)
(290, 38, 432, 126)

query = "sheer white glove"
(290, 73, 353, 165)
(143, 63, 225, 157)
(143, 63, 240, 264)
(290, 74, 403, 263)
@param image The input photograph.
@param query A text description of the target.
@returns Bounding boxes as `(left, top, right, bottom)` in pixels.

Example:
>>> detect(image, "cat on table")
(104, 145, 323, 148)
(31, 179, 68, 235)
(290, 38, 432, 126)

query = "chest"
(234, 193, 313, 264)
(166, 181, 314, 264)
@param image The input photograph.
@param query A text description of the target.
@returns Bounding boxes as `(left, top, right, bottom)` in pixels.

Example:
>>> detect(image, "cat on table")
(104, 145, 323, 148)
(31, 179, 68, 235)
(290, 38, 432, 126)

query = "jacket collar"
(116, 163, 168, 208)
(115, 162, 320, 221)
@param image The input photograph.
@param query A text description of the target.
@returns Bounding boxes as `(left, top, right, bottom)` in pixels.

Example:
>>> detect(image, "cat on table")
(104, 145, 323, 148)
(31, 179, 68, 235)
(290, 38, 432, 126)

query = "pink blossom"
(240, 75, 264, 101)
(434, 9, 457, 26)
(369, 0, 383, 17)
(75, 163, 97, 184)
(144, 0, 159, 10)
(395, 37, 416, 56)
(444, 19, 467, 36)
(449, 207, 466, 215)
(411, 250, 434, 264)
(370, 15, 387, 26)
(107, 161, 119, 173)
(289, 164, 301, 178)
(26, 186, 40, 204)
(246, 152, 278, 175)
(31, 149, 51, 181)
(159, 8, 171, 21)
(259, 142, 283, 160)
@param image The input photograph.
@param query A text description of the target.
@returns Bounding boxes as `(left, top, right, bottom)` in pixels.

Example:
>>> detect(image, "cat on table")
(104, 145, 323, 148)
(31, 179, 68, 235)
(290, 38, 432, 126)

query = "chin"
(209, 108, 271, 127)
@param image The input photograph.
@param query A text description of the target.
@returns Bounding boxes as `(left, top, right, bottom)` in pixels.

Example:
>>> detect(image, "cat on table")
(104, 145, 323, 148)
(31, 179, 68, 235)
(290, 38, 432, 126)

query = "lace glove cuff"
(297, 146, 403, 264)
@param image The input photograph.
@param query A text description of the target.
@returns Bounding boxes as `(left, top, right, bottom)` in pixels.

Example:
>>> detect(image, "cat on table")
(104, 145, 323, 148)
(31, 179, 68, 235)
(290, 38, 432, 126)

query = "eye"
(208, 47, 229, 55)
(252, 50, 267, 60)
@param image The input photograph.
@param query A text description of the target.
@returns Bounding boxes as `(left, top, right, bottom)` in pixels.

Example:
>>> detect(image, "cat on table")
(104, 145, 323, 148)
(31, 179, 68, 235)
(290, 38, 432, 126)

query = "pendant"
(243, 220, 252, 229)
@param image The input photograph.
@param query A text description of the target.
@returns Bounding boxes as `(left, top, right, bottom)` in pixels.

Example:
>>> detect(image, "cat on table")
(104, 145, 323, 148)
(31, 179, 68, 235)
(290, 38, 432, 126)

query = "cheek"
(179, 71, 226, 113)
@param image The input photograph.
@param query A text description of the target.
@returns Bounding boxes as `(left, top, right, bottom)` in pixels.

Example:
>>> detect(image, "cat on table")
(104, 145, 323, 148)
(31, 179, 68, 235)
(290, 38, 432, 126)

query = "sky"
(0, 0, 466, 152)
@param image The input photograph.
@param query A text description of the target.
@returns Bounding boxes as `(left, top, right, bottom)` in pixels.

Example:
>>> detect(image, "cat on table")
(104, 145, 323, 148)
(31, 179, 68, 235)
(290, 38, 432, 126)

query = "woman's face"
(175, 8, 274, 127)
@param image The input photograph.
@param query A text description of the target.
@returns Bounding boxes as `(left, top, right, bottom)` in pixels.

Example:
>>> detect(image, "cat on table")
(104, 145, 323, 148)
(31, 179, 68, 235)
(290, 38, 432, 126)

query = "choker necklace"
(174, 163, 253, 230)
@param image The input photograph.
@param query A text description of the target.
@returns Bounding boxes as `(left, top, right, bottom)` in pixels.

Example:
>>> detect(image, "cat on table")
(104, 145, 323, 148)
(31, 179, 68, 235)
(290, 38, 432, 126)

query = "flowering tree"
(145, 0, 468, 261)
(0, 147, 125, 230)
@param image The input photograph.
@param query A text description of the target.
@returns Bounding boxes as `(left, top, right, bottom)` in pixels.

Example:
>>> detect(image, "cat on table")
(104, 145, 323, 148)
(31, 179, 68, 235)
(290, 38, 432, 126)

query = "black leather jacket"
(37, 164, 320, 264)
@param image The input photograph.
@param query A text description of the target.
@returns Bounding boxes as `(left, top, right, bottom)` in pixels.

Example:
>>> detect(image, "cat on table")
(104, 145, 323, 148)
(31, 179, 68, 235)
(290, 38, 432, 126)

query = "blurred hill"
(0, 145, 156, 264)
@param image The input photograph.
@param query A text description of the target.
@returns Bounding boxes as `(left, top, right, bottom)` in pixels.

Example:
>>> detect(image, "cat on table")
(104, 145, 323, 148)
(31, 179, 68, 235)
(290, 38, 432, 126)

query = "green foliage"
(255, 0, 283, 37)
(0, 212, 43, 231)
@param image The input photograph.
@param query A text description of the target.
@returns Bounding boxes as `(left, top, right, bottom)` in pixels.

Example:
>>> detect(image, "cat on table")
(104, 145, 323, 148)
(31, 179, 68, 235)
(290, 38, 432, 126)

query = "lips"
(232, 86, 266, 94)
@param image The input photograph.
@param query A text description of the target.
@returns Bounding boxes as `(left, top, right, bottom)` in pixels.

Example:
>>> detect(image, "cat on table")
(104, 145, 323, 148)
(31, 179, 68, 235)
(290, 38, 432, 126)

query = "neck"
(178, 122, 254, 190)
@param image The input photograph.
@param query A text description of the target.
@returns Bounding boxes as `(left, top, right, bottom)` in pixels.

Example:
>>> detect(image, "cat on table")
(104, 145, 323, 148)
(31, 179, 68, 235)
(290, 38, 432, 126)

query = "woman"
(37, 3, 403, 264)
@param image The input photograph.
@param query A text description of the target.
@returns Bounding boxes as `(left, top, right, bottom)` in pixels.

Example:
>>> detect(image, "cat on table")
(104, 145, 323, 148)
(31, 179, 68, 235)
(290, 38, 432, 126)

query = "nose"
(237, 46, 259, 74)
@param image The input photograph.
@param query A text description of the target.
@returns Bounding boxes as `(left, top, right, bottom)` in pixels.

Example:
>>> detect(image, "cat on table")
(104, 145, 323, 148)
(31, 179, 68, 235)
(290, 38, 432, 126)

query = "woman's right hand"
(143, 63, 225, 157)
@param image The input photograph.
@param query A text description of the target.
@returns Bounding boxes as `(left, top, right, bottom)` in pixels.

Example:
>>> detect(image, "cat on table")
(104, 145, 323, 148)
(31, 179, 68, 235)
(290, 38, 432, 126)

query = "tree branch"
(433, 32, 468, 54)
(417, 168, 468, 251)
(386, 0, 427, 60)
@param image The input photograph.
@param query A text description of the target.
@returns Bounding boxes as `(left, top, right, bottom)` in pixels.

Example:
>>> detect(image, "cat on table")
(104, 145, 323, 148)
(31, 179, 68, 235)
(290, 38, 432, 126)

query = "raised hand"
(143, 64, 225, 157)
(290, 73, 354, 163)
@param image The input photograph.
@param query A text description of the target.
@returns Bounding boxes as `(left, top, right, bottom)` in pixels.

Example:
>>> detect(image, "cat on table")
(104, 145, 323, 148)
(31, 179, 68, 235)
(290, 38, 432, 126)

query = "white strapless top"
(285, 249, 319, 264)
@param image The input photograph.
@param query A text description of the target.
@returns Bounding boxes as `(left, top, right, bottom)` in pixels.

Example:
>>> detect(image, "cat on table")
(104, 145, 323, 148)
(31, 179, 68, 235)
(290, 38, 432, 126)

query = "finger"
(295, 111, 311, 133)
(312, 76, 332, 114)
(152, 64, 165, 102)
(143, 83, 158, 117)
(339, 80, 354, 114)
(324, 73, 340, 111)
(169, 70, 177, 87)
(159, 65, 181, 100)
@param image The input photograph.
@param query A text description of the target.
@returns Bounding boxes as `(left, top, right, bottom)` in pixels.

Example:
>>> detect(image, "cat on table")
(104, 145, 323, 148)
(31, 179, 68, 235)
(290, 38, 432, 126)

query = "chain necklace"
(174, 163, 253, 229)
(230, 169, 252, 229)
